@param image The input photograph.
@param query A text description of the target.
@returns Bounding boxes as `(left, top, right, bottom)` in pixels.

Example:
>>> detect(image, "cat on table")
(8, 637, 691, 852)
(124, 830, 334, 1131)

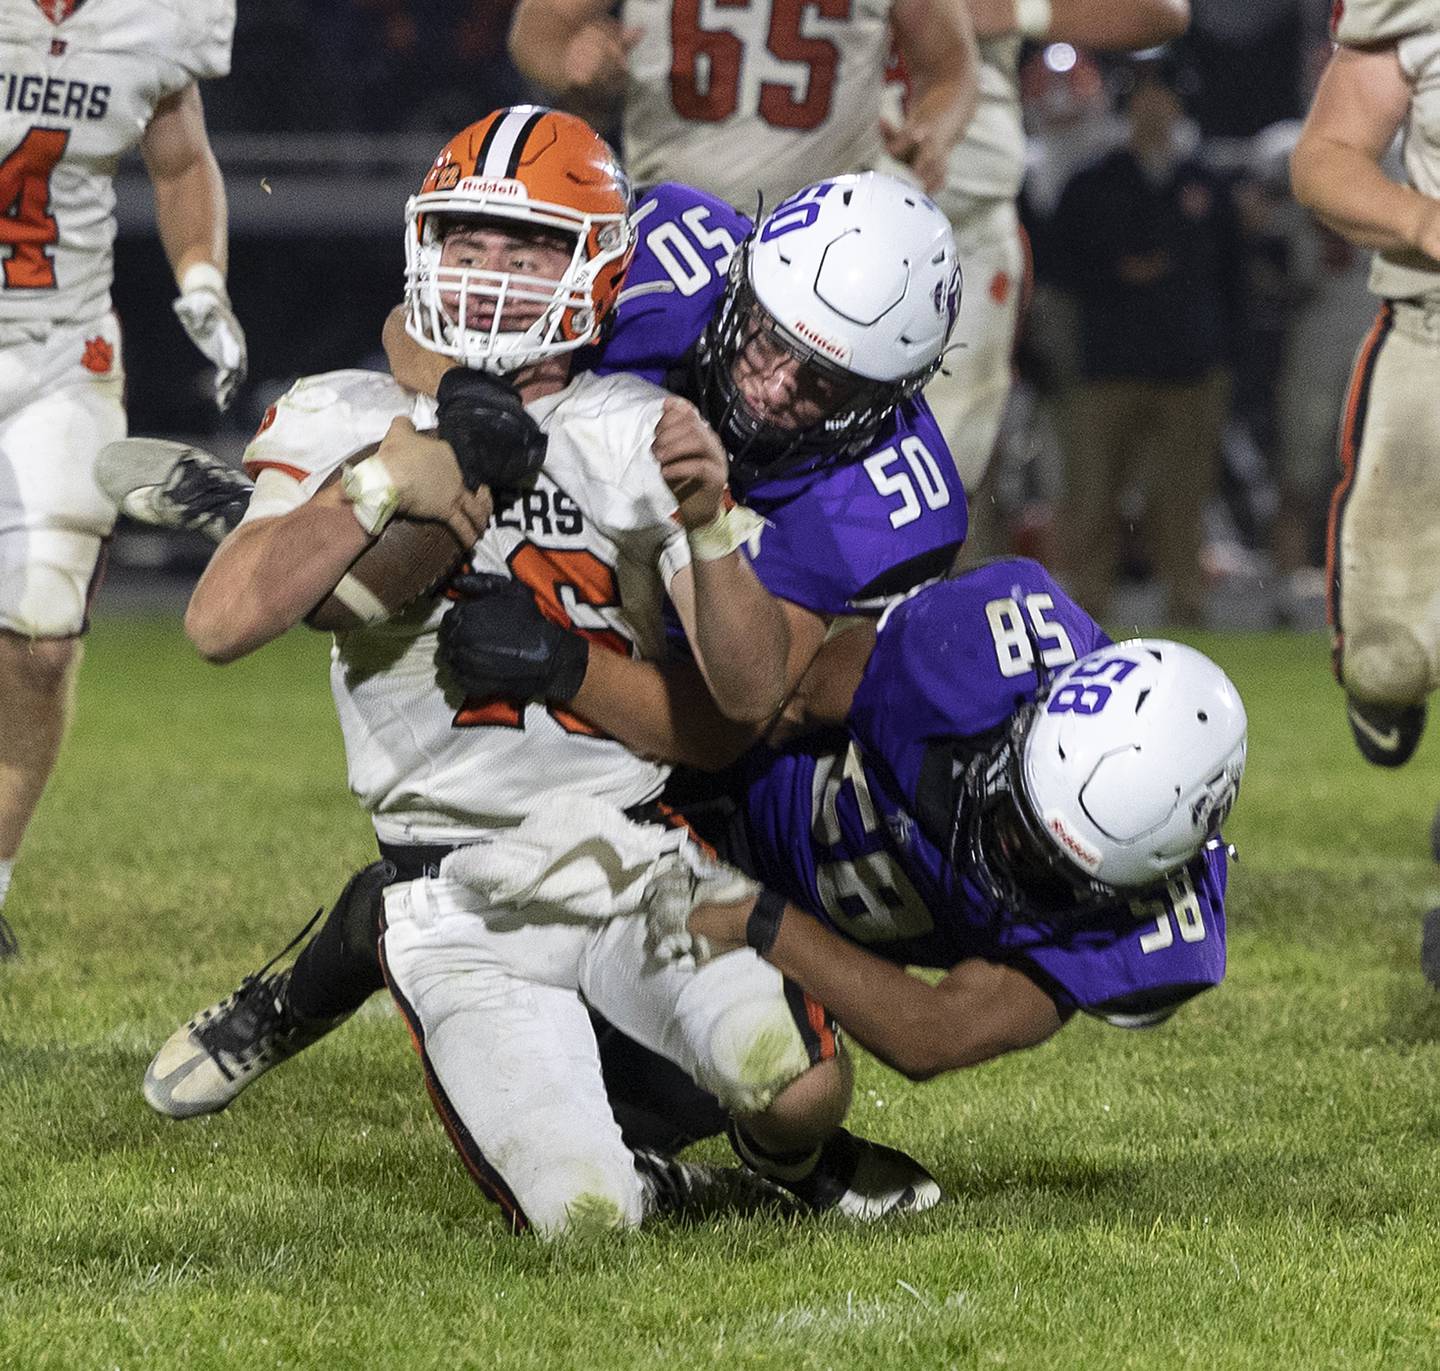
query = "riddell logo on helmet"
(790, 318, 851, 364)
(456, 177, 526, 200)
(1045, 813, 1103, 872)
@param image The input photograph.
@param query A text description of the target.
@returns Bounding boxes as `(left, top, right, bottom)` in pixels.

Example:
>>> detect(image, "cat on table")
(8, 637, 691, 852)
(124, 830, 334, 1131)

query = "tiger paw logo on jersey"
(81, 336, 112, 374)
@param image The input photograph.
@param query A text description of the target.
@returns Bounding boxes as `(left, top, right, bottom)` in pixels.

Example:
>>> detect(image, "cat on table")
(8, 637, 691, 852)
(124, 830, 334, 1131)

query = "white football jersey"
(0, 0, 233, 327)
(621, 0, 895, 209)
(242, 368, 691, 845)
(936, 36, 1025, 221)
(877, 36, 1024, 224)
(1333, 0, 1440, 300)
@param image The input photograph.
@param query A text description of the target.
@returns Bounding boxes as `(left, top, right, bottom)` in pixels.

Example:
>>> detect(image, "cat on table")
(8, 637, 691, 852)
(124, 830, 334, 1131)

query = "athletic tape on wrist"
(340, 455, 401, 535)
(745, 888, 787, 957)
(687, 502, 767, 562)
(178, 261, 228, 299)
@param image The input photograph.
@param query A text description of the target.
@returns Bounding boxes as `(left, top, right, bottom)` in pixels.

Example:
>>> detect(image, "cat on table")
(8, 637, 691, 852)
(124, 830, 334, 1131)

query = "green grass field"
(4, 616, 1440, 1370)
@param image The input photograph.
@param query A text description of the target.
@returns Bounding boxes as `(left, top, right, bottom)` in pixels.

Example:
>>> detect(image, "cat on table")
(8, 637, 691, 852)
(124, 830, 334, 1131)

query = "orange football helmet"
(403, 106, 635, 372)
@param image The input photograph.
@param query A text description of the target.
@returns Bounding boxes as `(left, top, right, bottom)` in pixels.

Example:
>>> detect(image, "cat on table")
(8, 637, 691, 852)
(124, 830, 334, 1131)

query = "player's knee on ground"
(1341, 622, 1433, 705)
(522, 1152, 648, 1240)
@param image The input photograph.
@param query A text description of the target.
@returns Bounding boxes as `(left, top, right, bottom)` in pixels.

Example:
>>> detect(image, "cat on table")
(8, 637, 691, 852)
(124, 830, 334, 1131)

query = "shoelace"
(166, 458, 252, 534)
(190, 903, 327, 1063)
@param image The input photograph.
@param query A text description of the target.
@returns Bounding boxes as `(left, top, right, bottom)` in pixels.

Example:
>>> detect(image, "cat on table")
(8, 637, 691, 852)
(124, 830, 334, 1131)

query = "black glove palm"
(438, 572, 590, 703)
(435, 369, 547, 493)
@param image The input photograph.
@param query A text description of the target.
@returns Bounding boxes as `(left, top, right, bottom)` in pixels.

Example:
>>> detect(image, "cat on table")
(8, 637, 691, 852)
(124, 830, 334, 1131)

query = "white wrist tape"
(340, 455, 401, 535)
(1015, 0, 1052, 37)
(686, 502, 767, 562)
(178, 261, 228, 299)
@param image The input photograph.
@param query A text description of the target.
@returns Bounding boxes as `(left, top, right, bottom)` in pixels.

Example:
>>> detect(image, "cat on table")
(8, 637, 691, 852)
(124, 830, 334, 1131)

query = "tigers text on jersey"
(621, 0, 895, 209)
(241, 368, 690, 845)
(1332, 0, 1440, 301)
(733, 558, 1229, 1016)
(591, 180, 968, 615)
(0, 0, 233, 326)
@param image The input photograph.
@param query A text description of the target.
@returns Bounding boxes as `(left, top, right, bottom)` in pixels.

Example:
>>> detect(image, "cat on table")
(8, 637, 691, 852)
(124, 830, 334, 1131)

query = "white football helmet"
(403, 106, 635, 374)
(696, 172, 961, 481)
(965, 640, 1247, 915)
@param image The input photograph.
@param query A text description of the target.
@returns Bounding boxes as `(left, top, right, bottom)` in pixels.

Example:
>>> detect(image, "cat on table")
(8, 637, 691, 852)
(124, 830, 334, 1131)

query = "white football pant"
(0, 315, 125, 637)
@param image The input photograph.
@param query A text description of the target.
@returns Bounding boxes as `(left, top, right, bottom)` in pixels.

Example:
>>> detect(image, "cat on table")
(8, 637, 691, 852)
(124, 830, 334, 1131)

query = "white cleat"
(143, 968, 349, 1119)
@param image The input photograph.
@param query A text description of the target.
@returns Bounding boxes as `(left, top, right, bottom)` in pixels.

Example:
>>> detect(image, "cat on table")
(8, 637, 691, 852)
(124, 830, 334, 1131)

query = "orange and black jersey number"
(451, 542, 631, 737)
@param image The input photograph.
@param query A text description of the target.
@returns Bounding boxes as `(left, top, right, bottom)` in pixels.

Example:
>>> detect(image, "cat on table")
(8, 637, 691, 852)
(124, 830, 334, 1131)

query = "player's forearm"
(383, 305, 457, 397)
(686, 554, 790, 723)
(755, 906, 967, 1080)
(1291, 136, 1435, 257)
(895, 0, 979, 150)
(569, 652, 762, 770)
(186, 491, 372, 663)
(758, 907, 1063, 1079)
(151, 147, 227, 284)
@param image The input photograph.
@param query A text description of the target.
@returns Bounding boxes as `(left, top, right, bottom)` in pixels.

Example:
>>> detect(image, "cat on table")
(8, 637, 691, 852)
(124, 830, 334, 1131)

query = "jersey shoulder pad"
(635, 181, 755, 236)
(543, 372, 678, 537)
(140, 0, 234, 80)
(855, 559, 1107, 746)
(243, 369, 408, 485)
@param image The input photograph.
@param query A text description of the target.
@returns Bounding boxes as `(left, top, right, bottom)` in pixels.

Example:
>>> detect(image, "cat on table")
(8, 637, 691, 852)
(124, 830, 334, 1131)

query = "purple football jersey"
(588, 181, 968, 616)
(733, 559, 1229, 1018)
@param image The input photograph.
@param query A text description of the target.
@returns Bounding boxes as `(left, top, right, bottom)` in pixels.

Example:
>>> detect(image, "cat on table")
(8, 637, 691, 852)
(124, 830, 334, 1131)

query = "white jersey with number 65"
(621, 0, 895, 209)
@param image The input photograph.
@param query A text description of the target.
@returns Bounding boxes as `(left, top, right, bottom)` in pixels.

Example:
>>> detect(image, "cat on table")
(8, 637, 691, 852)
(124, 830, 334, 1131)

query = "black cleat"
(95, 438, 253, 544)
(729, 1124, 942, 1220)
(1345, 696, 1426, 768)
(0, 912, 18, 960)
(1422, 909, 1440, 991)
(632, 1147, 790, 1225)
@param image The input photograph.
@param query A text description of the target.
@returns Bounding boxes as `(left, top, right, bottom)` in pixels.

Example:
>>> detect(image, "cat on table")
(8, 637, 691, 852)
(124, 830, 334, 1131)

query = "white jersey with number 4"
(0, 0, 233, 328)
(241, 368, 691, 846)
(622, 0, 896, 209)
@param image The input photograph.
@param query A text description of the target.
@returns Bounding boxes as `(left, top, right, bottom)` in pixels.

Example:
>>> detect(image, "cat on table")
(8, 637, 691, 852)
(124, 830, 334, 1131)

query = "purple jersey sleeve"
(730, 560, 1227, 1018)
(586, 182, 751, 385)
(849, 559, 1109, 789)
(740, 397, 968, 616)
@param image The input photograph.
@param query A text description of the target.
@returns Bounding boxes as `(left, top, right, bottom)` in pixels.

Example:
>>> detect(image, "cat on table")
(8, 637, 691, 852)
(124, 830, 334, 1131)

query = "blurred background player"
(1046, 51, 1243, 625)
(0, 0, 244, 958)
(1289, 0, 1440, 772)
(506, 0, 978, 204)
(885, 0, 1191, 550)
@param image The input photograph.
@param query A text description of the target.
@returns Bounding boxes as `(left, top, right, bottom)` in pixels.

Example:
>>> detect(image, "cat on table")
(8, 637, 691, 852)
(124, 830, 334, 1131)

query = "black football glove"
(435, 369, 548, 493)
(438, 572, 590, 703)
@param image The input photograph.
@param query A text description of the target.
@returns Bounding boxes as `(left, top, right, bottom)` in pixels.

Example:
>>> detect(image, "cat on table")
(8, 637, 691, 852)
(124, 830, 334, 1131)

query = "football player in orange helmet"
(134, 107, 887, 1238)
(402, 106, 636, 374)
